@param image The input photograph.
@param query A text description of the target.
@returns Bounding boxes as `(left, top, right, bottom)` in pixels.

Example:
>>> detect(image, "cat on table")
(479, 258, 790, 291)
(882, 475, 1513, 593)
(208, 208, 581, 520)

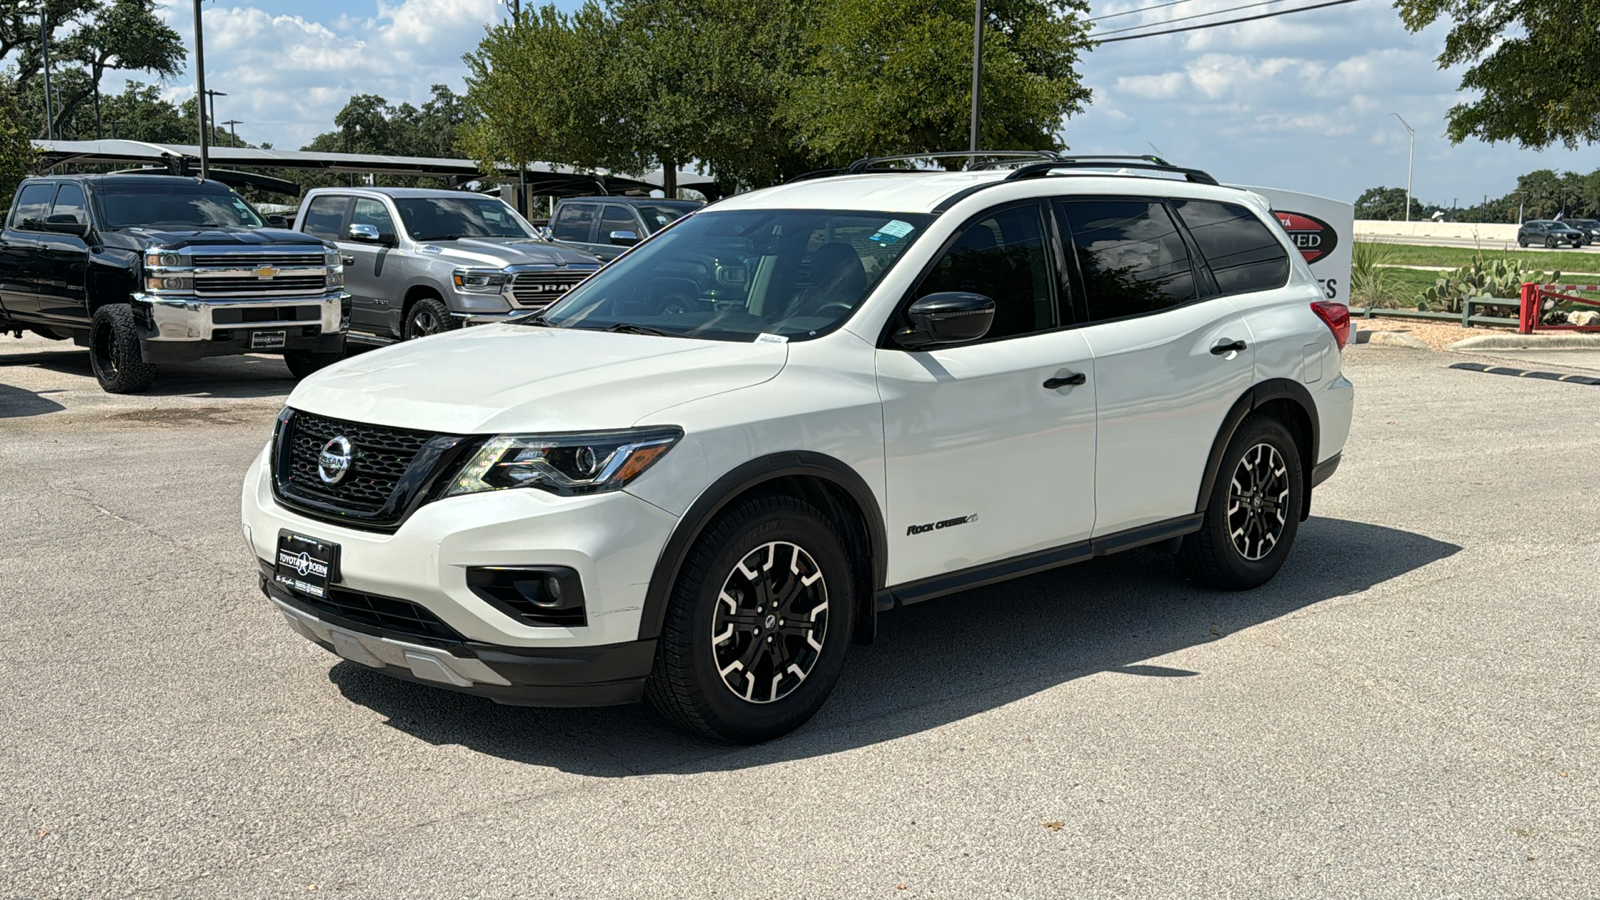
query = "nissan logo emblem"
(317, 436, 354, 485)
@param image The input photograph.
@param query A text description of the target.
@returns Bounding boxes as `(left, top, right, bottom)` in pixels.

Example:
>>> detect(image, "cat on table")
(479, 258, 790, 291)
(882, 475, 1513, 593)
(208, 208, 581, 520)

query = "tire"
(283, 349, 344, 379)
(402, 296, 458, 341)
(1178, 414, 1305, 590)
(1518, 238, 1528, 248)
(1546, 237, 1557, 249)
(89, 304, 155, 394)
(645, 494, 855, 744)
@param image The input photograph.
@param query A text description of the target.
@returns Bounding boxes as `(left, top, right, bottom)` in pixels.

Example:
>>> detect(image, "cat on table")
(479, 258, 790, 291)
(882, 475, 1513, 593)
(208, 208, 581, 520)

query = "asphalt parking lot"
(2, 334, 1597, 899)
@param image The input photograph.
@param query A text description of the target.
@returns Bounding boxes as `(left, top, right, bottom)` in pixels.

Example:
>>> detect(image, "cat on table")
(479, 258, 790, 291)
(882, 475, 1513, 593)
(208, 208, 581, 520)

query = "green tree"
(1354, 186, 1425, 221)
(1396, 0, 1600, 149)
(0, 79, 36, 205)
(790, 0, 1092, 161)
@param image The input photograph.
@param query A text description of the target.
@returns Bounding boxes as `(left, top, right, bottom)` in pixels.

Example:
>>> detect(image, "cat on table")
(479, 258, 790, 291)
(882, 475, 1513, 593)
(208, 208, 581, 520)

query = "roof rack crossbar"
(843, 150, 1065, 174)
(1005, 159, 1219, 186)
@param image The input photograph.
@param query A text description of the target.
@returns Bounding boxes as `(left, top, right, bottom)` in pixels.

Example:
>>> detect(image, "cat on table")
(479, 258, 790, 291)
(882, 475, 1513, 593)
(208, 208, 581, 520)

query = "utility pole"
(968, 0, 984, 154)
(193, 0, 210, 179)
(222, 119, 242, 147)
(1392, 113, 1414, 223)
(204, 89, 227, 140)
(40, 8, 54, 139)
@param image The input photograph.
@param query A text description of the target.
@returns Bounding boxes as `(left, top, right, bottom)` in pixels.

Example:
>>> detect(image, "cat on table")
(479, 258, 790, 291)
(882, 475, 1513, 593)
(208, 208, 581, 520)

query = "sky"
(145, 0, 1600, 206)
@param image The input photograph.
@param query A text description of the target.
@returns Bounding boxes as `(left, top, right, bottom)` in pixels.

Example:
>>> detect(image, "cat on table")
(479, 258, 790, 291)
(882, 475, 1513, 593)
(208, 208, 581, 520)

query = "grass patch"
(1357, 240, 1600, 274)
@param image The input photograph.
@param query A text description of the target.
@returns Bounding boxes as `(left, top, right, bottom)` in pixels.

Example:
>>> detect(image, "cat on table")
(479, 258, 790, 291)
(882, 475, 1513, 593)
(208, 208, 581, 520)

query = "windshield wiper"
(511, 312, 554, 327)
(604, 322, 675, 337)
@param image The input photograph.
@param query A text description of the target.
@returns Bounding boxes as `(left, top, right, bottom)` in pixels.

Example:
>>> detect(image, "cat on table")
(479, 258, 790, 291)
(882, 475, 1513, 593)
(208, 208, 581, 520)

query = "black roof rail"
(1005, 157, 1219, 186)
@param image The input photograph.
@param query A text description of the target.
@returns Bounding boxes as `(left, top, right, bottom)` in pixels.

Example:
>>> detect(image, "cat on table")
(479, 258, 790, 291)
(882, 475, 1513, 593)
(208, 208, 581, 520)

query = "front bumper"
(264, 578, 656, 706)
(135, 290, 350, 360)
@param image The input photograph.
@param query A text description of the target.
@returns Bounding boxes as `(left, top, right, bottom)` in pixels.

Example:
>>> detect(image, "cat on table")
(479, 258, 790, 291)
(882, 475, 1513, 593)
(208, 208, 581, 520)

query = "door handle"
(1043, 372, 1087, 389)
(1211, 339, 1248, 356)
(340, 255, 355, 266)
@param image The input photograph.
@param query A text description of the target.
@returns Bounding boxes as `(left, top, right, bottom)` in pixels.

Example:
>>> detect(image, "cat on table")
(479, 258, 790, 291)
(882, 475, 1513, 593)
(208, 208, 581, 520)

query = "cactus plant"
(1419, 255, 1560, 313)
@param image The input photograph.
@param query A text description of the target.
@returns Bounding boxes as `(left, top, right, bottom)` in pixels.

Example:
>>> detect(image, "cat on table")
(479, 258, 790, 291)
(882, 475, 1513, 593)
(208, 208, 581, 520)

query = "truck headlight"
(453, 268, 510, 292)
(144, 274, 193, 292)
(325, 249, 344, 288)
(446, 427, 683, 497)
(144, 251, 184, 268)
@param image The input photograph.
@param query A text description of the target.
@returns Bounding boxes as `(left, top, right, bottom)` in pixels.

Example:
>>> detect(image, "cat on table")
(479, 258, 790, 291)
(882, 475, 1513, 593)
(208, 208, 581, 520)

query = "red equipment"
(1518, 283, 1600, 334)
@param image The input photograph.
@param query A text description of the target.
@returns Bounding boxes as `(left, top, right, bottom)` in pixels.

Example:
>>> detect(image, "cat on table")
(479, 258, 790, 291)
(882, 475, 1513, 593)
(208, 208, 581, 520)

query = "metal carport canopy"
(30, 140, 722, 198)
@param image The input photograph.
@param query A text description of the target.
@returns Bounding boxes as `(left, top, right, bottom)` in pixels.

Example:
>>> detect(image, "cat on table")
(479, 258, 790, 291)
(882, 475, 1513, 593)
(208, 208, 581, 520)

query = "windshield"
(541, 209, 934, 341)
(392, 196, 537, 241)
(96, 182, 265, 229)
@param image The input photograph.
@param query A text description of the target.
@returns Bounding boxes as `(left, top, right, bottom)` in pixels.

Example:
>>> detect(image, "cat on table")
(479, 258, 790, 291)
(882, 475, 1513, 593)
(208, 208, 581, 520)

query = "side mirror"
(608, 230, 640, 246)
(43, 216, 90, 238)
(264, 215, 290, 228)
(893, 292, 995, 350)
(348, 223, 385, 244)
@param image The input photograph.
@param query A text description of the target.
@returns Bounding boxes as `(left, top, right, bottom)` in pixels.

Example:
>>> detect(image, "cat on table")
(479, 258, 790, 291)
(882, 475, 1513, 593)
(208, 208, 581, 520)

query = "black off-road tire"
(403, 296, 458, 340)
(1179, 414, 1304, 590)
(89, 304, 155, 394)
(645, 494, 855, 744)
(283, 349, 344, 379)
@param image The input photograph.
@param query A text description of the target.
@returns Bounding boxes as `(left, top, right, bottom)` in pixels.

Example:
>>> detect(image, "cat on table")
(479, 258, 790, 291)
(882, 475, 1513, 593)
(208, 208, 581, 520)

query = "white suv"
(242, 153, 1354, 743)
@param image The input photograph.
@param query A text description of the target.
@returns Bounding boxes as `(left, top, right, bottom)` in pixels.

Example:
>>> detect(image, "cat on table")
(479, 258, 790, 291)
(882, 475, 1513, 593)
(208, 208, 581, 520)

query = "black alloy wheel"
(1178, 413, 1304, 590)
(403, 297, 458, 340)
(646, 494, 855, 743)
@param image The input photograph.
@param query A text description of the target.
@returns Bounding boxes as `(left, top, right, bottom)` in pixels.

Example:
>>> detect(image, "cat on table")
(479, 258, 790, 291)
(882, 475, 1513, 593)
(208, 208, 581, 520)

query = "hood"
(288, 324, 788, 434)
(413, 237, 601, 269)
(113, 226, 326, 250)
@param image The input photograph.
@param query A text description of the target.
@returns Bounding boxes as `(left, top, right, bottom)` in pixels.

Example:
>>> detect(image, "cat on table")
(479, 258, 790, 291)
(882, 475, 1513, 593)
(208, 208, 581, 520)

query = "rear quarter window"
(1171, 199, 1291, 295)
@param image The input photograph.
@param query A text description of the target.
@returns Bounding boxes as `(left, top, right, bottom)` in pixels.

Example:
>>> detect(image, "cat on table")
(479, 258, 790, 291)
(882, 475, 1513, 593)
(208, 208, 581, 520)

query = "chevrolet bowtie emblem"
(255, 266, 280, 279)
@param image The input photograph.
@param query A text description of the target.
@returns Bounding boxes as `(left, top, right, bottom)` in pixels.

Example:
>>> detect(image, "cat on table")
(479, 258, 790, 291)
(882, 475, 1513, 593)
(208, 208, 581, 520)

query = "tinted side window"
(1172, 199, 1289, 295)
(301, 195, 351, 241)
(11, 183, 56, 230)
(552, 203, 597, 242)
(600, 205, 637, 237)
(350, 198, 395, 240)
(916, 203, 1057, 340)
(50, 184, 88, 225)
(1063, 199, 1196, 321)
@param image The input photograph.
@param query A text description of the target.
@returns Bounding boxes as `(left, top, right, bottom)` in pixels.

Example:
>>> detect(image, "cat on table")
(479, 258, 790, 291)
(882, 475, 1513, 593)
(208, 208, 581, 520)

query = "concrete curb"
(1447, 334, 1600, 351)
(1364, 331, 1430, 350)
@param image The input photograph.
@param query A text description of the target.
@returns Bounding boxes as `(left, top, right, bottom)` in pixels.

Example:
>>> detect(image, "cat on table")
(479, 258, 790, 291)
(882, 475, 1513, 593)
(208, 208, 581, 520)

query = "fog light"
(466, 566, 585, 626)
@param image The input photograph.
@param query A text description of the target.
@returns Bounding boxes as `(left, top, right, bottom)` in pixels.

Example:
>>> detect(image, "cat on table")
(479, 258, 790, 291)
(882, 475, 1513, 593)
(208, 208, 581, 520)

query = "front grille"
(284, 411, 437, 512)
(197, 275, 327, 296)
(193, 253, 324, 268)
(212, 306, 321, 325)
(510, 271, 590, 309)
(266, 567, 465, 646)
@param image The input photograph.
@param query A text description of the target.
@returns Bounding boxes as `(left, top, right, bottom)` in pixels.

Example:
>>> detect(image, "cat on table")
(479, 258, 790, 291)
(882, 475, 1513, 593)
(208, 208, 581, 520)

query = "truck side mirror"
(348, 223, 390, 244)
(608, 230, 640, 247)
(264, 215, 290, 228)
(43, 215, 90, 239)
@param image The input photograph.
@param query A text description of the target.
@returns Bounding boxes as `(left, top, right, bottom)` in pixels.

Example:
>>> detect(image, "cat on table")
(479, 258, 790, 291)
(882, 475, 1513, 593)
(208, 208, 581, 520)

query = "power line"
(1094, 0, 1294, 36)
(1095, 0, 1368, 43)
(1088, 0, 1199, 23)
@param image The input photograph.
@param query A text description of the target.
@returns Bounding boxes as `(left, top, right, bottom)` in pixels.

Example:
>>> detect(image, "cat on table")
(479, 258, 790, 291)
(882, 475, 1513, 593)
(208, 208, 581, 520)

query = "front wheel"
(283, 349, 344, 379)
(1518, 238, 1528, 248)
(645, 494, 855, 743)
(89, 304, 155, 394)
(403, 297, 458, 340)
(1546, 237, 1557, 249)
(1179, 414, 1304, 590)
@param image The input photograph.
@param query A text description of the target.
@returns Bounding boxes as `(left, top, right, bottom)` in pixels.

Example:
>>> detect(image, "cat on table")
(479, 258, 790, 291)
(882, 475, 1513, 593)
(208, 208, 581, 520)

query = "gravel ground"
(1355, 319, 1521, 350)
(2, 335, 1597, 899)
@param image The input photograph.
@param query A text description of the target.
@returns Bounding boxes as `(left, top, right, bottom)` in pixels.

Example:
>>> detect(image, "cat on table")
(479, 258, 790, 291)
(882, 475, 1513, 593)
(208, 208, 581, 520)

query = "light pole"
(40, 8, 54, 140)
(1392, 113, 1414, 223)
(222, 119, 242, 147)
(969, 0, 984, 154)
(193, 0, 210, 179)
(204, 89, 227, 141)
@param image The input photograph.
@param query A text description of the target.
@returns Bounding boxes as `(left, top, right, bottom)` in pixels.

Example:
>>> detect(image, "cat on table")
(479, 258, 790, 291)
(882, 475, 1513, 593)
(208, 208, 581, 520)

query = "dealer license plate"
(251, 330, 287, 350)
(274, 531, 340, 599)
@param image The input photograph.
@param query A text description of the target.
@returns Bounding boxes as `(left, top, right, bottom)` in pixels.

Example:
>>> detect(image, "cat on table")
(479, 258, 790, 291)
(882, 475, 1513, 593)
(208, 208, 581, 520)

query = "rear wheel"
(89, 304, 155, 394)
(1179, 414, 1304, 590)
(645, 494, 854, 744)
(403, 297, 458, 340)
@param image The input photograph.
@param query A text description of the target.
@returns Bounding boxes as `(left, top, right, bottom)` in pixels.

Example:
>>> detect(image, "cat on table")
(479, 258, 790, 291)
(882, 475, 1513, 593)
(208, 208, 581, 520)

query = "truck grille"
(193, 253, 325, 268)
(197, 275, 328, 296)
(510, 271, 591, 309)
(283, 412, 437, 510)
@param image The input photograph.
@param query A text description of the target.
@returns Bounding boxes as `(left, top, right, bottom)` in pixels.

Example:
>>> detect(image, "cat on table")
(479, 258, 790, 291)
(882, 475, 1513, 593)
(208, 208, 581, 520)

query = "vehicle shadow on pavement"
(328, 516, 1460, 774)
(0, 346, 297, 399)
(0, 382, 67, 418)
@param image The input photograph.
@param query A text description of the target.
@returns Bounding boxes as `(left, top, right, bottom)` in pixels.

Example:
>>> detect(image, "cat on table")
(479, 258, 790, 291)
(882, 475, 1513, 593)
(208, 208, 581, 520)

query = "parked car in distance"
(0, 174, 347, 393)
(244, 152, 1353, 744)
(549, 196, 702, 261)
(294, 187, 601, 345)
(1564, 218, 1600, 244)
(1518, 220, 1587, 248)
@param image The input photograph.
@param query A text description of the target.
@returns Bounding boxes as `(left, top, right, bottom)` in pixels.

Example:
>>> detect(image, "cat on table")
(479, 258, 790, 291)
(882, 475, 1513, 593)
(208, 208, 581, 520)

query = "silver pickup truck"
(293, 187, 601, 345)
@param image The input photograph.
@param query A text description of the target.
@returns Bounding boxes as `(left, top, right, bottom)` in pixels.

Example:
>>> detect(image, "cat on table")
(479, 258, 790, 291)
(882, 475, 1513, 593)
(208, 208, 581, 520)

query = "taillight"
(1311, 301, 1350, 350)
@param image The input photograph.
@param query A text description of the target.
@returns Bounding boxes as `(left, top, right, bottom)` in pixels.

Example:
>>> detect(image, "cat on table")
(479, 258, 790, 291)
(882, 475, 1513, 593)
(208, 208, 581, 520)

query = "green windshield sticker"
(868, 220, 916, 244)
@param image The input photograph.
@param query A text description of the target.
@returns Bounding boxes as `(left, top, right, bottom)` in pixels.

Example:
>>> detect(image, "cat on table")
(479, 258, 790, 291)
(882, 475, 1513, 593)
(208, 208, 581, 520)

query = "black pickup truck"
(0, 174, 349, 393)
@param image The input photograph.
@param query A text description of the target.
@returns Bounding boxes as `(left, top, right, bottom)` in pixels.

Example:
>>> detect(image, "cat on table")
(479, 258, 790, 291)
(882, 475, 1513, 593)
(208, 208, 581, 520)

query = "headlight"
(144, 251, 184, 268)
(144, 274, 193, 292)
(453, 268, 510, 292)
(447, 427, 683, 497)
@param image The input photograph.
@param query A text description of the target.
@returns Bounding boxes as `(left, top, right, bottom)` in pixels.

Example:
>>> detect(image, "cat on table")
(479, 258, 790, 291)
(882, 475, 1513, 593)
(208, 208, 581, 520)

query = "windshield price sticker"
(754, 333, 789, 344)
(869, 220, 916, 244)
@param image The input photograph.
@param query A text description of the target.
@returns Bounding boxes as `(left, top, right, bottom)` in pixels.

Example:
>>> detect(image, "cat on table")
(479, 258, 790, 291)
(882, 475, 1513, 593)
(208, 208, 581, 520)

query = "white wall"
(1355, 220, 1520, 242)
